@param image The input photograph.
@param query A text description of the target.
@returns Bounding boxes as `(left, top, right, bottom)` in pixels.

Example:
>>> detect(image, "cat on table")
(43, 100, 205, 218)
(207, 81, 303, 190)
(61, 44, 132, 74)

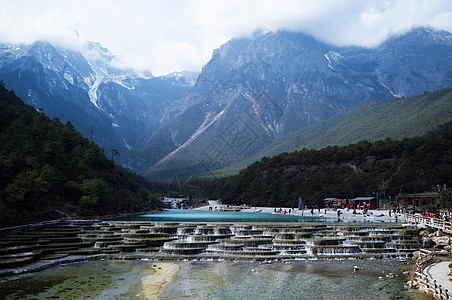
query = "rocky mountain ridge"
(0, 41, 196, 168)
(141, 27, 452, 179)
(1, 27, 452, 180)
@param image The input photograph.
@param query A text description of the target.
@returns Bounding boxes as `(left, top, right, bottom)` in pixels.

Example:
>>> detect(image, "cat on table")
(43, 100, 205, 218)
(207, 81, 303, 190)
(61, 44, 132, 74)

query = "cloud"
(0, 0, 451, 75)
(149, 39, 202, 73)
(186, 0, 452, 47)
(0, 1, 88, 54)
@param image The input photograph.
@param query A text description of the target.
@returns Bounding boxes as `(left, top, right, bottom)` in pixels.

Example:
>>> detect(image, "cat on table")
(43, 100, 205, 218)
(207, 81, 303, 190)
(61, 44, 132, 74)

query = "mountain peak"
(86, 41, 117, 64)
(389, 26, 452, 45)
(161, 71, 199, 87)
(142, 27, 452, 179)
(1, 27, 452, 180)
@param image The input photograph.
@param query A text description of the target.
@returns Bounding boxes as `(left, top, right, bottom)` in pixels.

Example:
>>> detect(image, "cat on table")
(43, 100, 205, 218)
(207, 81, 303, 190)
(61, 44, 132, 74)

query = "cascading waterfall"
(0, 220, 421, 269)
(150, 223, 420, 259)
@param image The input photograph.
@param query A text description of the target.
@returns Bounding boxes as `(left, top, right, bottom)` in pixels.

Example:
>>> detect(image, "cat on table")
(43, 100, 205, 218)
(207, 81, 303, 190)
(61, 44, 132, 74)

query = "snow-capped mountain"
(140, 27, 452, 179)
(1, 27, 452, 180)
(0, 41, 194, 167)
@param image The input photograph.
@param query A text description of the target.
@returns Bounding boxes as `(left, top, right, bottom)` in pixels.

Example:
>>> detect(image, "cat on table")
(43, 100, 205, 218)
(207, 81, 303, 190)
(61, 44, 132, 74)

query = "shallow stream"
(0, 259, 430, 300)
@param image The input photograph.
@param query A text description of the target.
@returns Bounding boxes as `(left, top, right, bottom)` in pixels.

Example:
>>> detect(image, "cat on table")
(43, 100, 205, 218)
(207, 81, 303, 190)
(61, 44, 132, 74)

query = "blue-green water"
(112, 209, 331, 223)
(112, 209, 397, 223)
(0, 260, 428, 300)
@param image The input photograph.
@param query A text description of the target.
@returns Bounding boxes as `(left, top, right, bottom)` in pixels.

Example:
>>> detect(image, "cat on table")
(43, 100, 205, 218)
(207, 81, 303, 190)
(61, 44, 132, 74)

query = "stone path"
(423, 261, 452, 293)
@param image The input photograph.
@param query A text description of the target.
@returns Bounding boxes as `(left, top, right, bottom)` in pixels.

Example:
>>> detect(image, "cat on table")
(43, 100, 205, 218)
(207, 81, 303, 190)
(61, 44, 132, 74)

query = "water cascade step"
(0, 220, 421, 274)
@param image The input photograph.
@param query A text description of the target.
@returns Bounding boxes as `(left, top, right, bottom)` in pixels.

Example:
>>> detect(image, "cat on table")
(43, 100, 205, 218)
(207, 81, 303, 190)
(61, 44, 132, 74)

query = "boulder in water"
(437, 249, 449, 256)
(423, 238, 435, 248)
(433, 236, 450, 248)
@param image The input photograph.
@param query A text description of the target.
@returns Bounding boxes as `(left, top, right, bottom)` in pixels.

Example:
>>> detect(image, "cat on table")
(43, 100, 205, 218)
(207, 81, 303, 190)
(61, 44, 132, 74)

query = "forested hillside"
(0, 84, 161, 227)
(142, 28, 452, 180)
(201, 122, 452, 208)
(258, 89, 452, 160)
(214, 89, 452, 175)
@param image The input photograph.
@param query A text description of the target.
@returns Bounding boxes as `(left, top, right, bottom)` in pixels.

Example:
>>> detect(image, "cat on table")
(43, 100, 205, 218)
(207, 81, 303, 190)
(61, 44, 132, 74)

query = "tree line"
(196, 121, 452, 209)
(0, 84, 161, 226)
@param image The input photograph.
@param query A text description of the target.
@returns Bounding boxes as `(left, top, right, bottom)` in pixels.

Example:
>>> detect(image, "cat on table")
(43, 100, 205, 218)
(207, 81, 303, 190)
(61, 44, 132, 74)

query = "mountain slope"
(202, 122, 452, 208)
(1, 27, 452, 181)
(0, 41, 193, 169)
(254, 88, 452, 161)
(141, 27, 452, 179)
(0, 84, 160, 227)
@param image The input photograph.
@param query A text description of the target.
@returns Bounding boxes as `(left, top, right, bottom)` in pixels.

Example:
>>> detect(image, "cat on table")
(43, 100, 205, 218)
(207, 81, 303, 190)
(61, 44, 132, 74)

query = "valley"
(1, 27, 452, 180)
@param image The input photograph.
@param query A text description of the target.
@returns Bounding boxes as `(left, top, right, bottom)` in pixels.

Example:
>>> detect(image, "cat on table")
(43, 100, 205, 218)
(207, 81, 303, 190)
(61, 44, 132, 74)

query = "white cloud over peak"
(0, 0, 451, 75)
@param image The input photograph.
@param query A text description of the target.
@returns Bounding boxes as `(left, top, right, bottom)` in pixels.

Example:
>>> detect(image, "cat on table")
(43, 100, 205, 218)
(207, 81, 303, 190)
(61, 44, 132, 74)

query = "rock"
(433, 236, 450, 248)
(444, 246, 452, 251)
(448, 263, 452, 269)
(437, 249, 450, 256)
(353, 266, 360, 272)
(423, 238, 435, 248)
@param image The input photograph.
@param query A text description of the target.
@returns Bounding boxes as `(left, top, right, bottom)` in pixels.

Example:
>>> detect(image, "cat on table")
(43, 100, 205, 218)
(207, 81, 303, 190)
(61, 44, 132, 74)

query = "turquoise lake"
(111, 209, 399, 223)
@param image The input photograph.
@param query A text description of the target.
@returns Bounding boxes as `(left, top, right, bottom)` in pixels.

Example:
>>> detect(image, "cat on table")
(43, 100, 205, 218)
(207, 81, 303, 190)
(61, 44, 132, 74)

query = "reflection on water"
(112, 209, 397, 223)
(0, 259, 427, 300)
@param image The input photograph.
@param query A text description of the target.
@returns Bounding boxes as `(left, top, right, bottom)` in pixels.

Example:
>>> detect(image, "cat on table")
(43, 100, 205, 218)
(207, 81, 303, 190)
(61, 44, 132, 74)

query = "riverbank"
(195, 200, 401, 223)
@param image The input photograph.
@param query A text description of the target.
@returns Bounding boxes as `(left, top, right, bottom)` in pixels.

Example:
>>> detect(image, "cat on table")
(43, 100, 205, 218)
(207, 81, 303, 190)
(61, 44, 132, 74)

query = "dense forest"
(0, 84, 161, 227)
(198, 121, 452, 208)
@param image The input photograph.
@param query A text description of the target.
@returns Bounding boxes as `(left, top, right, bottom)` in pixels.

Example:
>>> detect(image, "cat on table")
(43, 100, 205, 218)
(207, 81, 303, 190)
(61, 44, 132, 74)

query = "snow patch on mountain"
(153, 109, 225, 167)
(63, 71, 74, 85)
(110, 76, 135, 90)
(83, 68, 104, 109)
(324, 51, 342, 69)
(162, 71, 199, 87)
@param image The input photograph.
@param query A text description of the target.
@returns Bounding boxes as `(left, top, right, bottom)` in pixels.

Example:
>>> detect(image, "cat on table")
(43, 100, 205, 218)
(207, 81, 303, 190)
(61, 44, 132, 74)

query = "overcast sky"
(0, 0, 451, 76)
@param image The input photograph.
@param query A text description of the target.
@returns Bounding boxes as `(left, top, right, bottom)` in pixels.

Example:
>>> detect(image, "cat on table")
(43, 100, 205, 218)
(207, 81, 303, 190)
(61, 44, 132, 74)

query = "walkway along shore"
(406, 215, 452, 299)
(195, 200, 400, 223)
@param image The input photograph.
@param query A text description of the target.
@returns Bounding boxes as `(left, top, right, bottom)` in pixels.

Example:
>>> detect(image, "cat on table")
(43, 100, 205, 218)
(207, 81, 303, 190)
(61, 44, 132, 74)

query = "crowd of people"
(421, 212, 452, 222)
